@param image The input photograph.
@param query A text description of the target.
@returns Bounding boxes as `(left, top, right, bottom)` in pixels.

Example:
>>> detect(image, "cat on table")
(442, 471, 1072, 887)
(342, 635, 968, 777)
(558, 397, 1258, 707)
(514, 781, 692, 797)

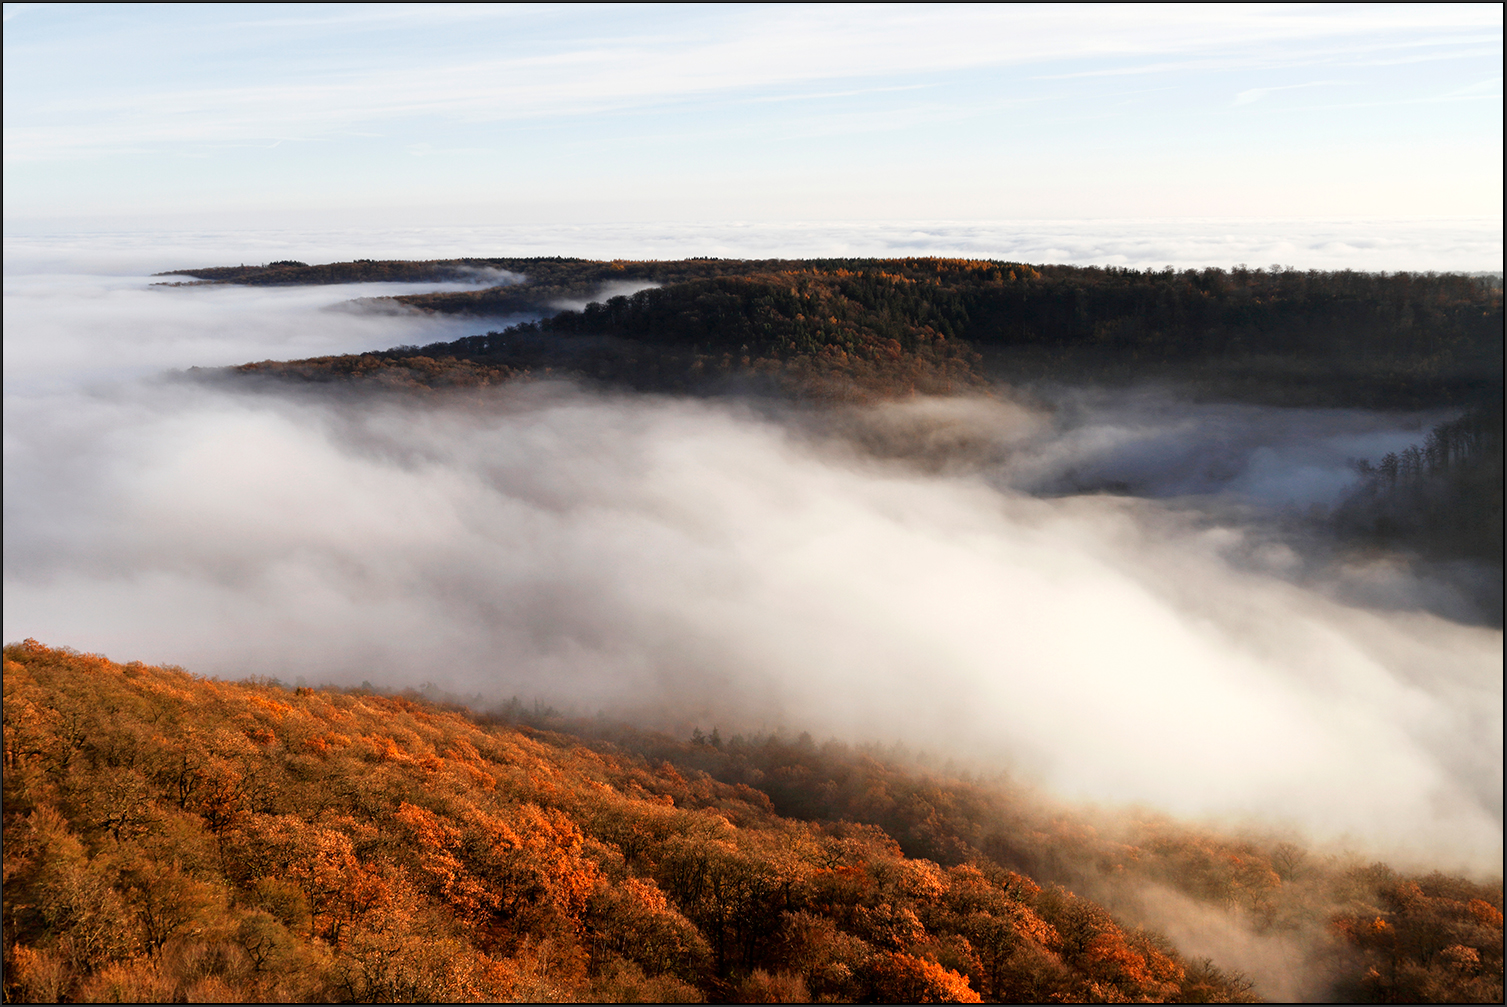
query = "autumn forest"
(5, 642, 1502, 1003)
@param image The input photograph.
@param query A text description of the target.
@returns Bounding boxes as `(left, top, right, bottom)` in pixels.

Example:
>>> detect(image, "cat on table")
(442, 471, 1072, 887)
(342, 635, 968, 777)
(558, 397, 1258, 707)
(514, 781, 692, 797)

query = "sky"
(3, 2, 1502, 228)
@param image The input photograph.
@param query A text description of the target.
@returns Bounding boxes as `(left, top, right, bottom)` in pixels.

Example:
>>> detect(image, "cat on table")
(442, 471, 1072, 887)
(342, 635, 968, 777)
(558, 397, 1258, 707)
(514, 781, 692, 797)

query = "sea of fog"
(4, 215, 1503, 277)
(4, 223, 1501, 880)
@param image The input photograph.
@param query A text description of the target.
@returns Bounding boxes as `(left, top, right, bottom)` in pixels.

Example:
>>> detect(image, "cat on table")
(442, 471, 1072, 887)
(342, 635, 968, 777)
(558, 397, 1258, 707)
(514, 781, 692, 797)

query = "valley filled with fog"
(4, 239, 1501, 884)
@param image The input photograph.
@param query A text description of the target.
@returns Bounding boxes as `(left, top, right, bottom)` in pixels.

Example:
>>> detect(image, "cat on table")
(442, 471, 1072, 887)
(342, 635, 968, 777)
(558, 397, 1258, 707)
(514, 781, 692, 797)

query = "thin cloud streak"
(1035, 36, 1502, 80)
(1233, 80, 1348, 105)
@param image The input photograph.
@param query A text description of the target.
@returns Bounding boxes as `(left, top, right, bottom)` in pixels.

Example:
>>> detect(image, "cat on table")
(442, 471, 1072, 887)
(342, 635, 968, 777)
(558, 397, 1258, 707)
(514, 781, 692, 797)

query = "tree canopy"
(5, 641, 1500, 1002)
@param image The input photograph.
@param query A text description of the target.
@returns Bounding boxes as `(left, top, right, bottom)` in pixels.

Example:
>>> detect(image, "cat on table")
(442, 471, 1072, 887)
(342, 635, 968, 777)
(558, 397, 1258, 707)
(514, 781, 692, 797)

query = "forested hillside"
(4, 642, 1501, 1003)
(213, 257, 1502, 407)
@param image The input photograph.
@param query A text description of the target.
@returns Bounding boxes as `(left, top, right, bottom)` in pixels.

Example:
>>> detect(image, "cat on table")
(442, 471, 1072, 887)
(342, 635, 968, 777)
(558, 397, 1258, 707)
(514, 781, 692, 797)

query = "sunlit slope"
(0, 641, 1229, 1003)
(4, 642, 1501, 1002)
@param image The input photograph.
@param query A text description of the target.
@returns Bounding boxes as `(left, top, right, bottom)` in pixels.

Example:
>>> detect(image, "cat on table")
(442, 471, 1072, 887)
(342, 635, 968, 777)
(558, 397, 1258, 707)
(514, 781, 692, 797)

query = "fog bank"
(6, 216, 1501, 276)
(4, 258, 1501, 878)
(6, 382, 1501, 871)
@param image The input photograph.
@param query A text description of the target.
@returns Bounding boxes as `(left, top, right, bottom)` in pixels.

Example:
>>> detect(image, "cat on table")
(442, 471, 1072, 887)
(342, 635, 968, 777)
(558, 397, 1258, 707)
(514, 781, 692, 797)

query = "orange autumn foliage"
(6, 641, 1495, 1003)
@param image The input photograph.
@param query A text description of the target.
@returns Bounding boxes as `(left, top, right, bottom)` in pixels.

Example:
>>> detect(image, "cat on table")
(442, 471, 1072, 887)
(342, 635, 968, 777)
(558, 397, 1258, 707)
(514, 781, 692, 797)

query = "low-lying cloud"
(549, 279, 662, 313)
(2, 273, 503, 392)
(6, 216, 1501, 275)
(4, 256, 1501, 882)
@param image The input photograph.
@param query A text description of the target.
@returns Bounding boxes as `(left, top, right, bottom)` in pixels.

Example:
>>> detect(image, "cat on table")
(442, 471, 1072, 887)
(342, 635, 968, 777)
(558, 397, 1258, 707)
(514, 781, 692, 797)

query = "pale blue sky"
(3, 3, 1502, 226)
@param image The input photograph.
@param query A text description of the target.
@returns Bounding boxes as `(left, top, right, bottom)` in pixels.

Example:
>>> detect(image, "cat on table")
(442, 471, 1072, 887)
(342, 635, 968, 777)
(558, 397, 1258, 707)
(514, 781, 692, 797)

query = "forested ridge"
(4, 642, 1502, 1003)
(207, 256, 1502, 407)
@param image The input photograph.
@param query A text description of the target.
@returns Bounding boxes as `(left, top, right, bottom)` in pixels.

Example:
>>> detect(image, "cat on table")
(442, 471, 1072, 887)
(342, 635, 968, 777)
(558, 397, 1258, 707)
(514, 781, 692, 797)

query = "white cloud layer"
(5, 217, 1502, 277)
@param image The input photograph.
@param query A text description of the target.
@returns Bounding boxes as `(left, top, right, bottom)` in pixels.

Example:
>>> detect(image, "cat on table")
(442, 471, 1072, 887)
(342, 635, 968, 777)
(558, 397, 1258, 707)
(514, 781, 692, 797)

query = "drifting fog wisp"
(4, 261, 1501, 883)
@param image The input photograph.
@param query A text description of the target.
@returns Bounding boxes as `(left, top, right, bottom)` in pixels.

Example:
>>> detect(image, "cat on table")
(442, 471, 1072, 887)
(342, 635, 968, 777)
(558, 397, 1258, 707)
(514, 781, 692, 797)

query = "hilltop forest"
(5, 642, 1503, 1003)
(190, 256, 1502, 407)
